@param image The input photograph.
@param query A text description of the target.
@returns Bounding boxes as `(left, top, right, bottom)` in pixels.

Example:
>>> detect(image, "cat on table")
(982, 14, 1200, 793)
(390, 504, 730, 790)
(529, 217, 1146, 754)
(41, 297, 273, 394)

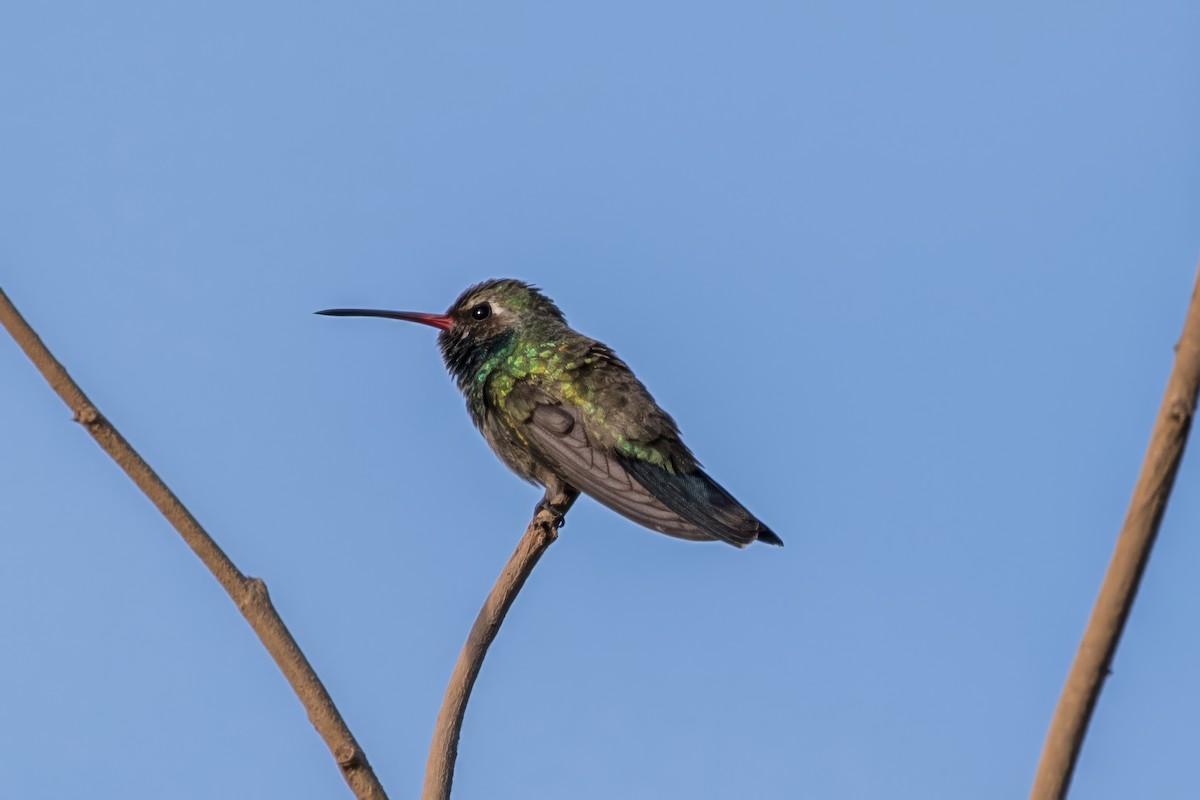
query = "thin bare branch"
(422, 508, 562, 800)
(1031, 262, 1200, 799)
(0, 287, 388, 800)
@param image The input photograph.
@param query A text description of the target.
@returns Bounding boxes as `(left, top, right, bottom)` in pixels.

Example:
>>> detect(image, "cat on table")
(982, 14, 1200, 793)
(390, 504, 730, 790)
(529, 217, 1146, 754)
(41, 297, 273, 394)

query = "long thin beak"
(315, 308, 455, 331)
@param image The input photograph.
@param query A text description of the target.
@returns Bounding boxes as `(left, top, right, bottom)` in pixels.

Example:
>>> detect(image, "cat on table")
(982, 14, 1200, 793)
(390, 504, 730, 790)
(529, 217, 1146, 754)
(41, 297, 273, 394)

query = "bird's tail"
(622, 458, 783, 548)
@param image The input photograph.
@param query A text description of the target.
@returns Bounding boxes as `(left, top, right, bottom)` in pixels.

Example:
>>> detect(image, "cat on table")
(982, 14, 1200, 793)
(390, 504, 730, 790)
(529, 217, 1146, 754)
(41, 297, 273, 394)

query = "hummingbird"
(318, 279, 782, 548)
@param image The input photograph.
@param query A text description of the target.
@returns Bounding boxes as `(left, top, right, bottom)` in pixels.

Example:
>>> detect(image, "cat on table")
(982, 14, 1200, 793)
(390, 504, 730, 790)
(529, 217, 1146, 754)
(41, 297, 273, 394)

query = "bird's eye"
(470, 303, 492, 321)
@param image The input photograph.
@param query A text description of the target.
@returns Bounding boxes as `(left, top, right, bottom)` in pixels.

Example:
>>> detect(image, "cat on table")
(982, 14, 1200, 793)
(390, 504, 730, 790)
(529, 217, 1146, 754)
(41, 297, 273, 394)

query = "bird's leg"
(534, 476, 579, 529)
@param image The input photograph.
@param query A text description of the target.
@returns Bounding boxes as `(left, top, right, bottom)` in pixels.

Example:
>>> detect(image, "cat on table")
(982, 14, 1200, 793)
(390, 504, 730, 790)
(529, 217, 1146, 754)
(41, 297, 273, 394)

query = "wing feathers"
(622, 458, 781, 547)
(526, 404, 716, 542)
(523, 400, 779, 546)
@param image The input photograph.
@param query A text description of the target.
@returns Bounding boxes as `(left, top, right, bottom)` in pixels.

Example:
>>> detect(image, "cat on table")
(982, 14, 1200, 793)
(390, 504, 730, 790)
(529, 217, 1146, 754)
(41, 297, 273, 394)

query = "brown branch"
(0, 287, 388, 800)
(422, 508, 562, 800)
(1031, 262, 1200, 799)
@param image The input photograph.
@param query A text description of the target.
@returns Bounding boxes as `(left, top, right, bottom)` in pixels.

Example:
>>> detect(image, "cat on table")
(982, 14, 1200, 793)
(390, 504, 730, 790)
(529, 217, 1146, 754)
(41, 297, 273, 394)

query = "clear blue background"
(3, 3, 1198, 798)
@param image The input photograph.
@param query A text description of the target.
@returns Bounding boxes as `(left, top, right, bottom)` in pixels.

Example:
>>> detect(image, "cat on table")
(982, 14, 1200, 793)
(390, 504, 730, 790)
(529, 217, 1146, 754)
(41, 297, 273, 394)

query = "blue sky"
(2, 2, 1198, 798)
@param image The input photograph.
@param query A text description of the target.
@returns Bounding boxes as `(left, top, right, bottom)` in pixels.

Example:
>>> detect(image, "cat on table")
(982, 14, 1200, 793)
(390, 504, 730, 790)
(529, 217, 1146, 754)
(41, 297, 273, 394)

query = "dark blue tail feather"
(622, 458, 782, 547)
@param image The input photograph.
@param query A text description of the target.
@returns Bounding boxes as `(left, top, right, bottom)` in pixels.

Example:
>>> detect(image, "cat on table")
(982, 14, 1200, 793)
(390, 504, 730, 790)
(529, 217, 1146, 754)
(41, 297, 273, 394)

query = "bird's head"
(318, 278, 567, 386)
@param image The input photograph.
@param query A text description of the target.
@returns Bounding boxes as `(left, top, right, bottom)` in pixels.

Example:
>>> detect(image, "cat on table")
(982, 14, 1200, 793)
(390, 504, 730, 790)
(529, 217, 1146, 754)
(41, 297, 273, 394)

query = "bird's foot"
(534, 497, 569, 529)
(534, 483, 578, 530)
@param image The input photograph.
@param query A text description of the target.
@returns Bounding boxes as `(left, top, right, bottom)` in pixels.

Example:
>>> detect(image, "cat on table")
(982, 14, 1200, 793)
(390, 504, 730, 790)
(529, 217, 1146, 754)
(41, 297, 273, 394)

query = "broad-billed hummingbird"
(318, 279, 781, 548)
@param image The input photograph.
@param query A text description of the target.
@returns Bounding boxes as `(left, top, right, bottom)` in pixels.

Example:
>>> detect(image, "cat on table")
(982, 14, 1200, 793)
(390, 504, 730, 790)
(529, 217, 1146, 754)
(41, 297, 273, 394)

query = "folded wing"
(519, 397, 777, 547)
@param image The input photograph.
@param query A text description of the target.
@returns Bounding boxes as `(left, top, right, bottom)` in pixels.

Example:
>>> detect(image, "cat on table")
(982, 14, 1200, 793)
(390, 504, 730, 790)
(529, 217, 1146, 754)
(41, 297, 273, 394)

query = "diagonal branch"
(0, 287, 388, 800)
(1031, 262, 1200, 799)
(422, 507, 564, 800)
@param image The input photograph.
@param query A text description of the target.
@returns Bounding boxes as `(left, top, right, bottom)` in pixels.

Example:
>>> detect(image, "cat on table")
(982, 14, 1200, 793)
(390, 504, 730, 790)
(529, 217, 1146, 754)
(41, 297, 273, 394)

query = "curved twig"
(0, 287, 388, 800)
(422, 508, 563, 800)
(1031, 262, 1200, 799)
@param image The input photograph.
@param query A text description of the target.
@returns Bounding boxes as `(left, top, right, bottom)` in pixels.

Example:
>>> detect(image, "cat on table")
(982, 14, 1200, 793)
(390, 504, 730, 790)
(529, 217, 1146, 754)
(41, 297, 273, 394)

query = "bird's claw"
(534, 499, 568, 529)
